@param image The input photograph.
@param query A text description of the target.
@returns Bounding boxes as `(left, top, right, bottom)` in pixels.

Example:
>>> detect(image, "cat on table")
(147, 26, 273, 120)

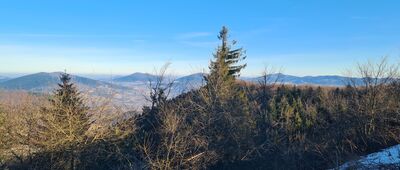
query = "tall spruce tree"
(39, 72, 91, 170)
(208, 26, 246, 78)
(202, 26, 256, 164)
(205, 26, 247, 102)
(206, 26, 246, 89)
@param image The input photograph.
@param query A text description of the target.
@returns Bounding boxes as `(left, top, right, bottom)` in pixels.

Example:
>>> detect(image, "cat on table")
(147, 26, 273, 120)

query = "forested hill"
(1, 27, 399, 170)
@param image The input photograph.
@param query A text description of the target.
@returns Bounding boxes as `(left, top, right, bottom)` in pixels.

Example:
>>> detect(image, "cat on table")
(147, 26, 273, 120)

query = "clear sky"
(0, 0, 399, 76)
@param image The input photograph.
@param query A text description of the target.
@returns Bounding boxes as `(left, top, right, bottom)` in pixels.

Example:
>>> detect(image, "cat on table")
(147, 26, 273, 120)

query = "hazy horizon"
(0, 70, 369, 80)
(1, 1, 400, 76)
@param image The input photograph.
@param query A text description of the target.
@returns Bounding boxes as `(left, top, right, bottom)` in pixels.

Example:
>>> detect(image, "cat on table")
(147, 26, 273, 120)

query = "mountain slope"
(0, 76, 9, 83)
(171, 73, 206, 95)
(0, 72, 109, 91)
(114, 72, 158, 82)
(175, 73, 205, 84)
(246, 73, 361, 86)
(112, 72, 360, 87)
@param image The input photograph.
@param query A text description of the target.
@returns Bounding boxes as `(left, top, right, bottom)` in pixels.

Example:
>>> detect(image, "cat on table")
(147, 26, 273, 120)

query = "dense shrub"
(1, 27, 399, 169)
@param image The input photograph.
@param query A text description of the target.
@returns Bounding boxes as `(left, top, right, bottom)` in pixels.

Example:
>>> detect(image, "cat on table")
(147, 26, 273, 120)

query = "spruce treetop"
(208, 26, 247, 83)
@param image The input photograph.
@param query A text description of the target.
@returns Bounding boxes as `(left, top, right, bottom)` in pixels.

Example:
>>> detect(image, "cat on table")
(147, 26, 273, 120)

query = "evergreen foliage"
(201, 26, 256, 165)
(38, 72, 91, 170)
(0, 27, 399, 170)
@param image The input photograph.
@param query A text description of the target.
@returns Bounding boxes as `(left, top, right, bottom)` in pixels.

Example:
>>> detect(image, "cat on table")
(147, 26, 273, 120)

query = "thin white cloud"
(175, 32, 216, 48)
(180, 40, 219, 48)
(0, 33, 149, 39)
(176, 32, 212, 40)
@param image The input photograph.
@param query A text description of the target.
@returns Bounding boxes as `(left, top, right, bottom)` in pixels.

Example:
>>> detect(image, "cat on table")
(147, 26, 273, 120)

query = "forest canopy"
(0, 27, 399, 170)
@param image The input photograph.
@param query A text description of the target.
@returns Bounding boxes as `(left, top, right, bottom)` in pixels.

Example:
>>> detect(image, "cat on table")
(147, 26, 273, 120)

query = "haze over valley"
(1, 1, 399, 169)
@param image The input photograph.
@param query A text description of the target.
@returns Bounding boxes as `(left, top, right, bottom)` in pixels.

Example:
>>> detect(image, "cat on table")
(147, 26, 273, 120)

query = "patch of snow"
(337, 144, 400, 169)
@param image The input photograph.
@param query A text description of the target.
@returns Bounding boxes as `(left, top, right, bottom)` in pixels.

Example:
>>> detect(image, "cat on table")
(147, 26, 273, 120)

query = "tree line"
(1, 26, 399, 169)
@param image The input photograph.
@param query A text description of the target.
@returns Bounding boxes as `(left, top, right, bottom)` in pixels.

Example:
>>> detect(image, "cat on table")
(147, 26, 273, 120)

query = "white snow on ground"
(337, 144, 400, 169)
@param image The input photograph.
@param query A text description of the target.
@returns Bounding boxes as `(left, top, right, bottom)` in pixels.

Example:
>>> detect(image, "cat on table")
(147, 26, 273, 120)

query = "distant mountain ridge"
(0, 72, 111, 92)
(172, 73, 357, 87)
(175, 73, 206, 85)
(0, 72, 363, 109)
(245, 73, 359, 86)
(171, 73, 207, 94)
(113, 72, 159, 82)
(0, 72, 361, 93)
(0, 76, 9, 83)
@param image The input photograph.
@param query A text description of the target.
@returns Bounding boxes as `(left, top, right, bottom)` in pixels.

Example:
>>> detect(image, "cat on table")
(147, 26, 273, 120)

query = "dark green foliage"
(208, 26, 246, 80)
(201, 27, 256, 165)
(37, 72, 92, 170)
(2, 28, 400, 170)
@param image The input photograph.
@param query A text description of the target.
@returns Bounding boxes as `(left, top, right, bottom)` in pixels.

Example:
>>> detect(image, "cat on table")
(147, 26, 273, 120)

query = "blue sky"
(0, 0, 399, 76)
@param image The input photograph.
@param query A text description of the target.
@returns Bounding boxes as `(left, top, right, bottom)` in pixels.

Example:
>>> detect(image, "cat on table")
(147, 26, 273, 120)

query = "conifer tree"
(39, 72, 91, 170)
(206, 26, 247, 100)
(208, 26, 246, 79)
(202, 26, 255, 163)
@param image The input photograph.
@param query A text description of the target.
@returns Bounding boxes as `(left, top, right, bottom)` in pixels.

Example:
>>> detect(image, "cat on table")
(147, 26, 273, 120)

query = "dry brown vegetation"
(0, 27, 399, 170)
